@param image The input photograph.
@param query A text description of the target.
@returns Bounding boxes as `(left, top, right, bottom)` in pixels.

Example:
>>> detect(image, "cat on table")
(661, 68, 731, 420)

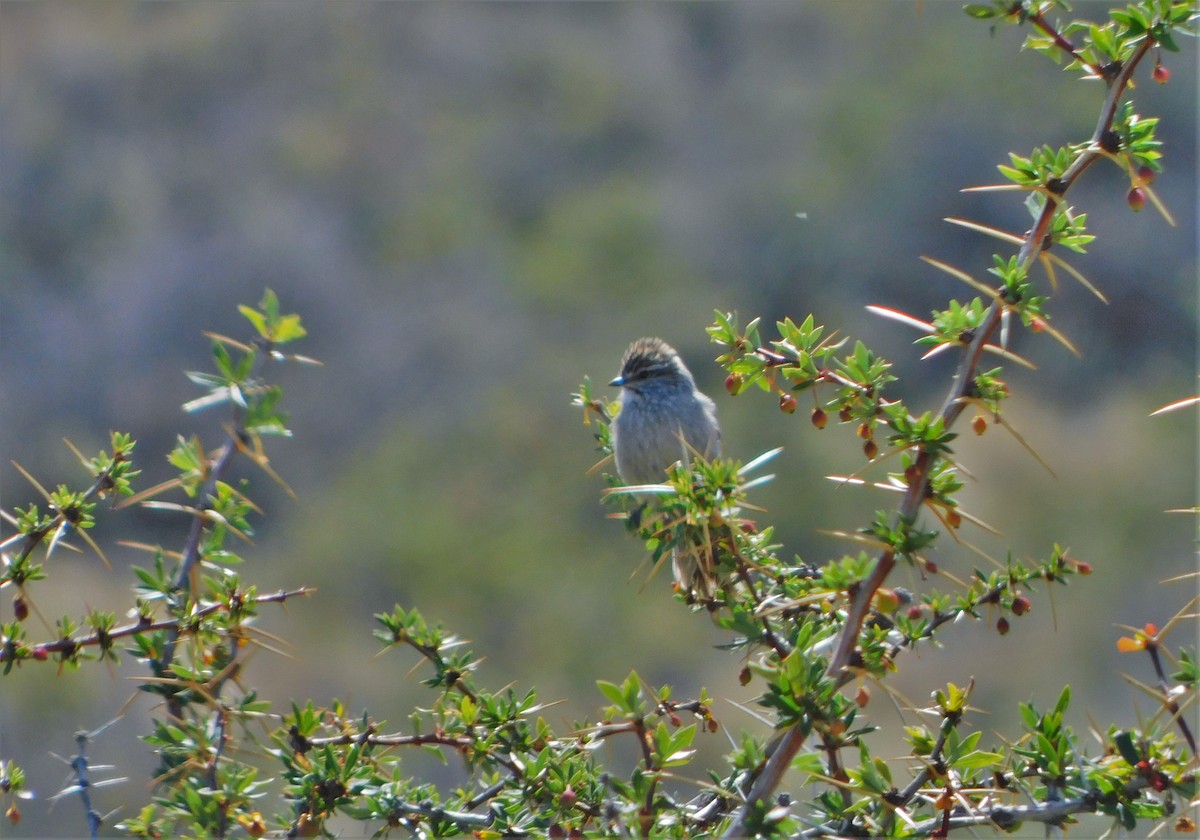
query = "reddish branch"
(0, 587, 311, 664)
(722, 21, 1160, 838)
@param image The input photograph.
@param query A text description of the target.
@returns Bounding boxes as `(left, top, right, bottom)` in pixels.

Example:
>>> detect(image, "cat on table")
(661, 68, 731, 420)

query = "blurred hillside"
(0, 3, 1196, 837)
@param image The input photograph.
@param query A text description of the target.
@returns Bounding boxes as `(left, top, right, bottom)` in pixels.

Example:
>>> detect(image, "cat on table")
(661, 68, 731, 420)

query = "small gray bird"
(609, 337, 722, 485)
(609, 338, 722, 593)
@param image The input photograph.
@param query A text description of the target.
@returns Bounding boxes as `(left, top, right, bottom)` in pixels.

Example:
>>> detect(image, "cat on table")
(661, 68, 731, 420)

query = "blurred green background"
(1, 2, 1195, 836)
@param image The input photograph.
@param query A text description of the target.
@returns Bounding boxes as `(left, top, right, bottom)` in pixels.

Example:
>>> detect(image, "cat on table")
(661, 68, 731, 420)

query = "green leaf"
(238, 304, 268, 338)
(964, 4, 999, 19)
(597, 680, 628, 710)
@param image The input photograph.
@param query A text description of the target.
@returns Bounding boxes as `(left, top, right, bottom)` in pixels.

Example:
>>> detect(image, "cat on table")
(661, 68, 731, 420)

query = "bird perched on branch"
(609, 337, 722, 593)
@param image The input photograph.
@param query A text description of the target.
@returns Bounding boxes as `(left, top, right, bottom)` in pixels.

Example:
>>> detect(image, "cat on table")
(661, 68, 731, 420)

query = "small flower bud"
(1011, 594, 1031, 616)
(725, 373, 743, 395)
(873, 588, 900, 613)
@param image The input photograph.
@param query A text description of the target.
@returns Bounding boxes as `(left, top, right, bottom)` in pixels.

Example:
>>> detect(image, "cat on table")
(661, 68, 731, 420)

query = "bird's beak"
(609, 376, 624, 387)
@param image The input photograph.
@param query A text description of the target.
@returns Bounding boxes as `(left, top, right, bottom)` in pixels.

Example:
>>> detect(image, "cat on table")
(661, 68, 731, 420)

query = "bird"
(608, 337, 721, 485)
(609, 338, 722, 593)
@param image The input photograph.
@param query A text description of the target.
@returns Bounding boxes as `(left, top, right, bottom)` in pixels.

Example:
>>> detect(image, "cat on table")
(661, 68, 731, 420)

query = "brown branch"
(722, 23, 1159, 838)
(1, 587, 311, 663)
(1029, 10, 1105, 78)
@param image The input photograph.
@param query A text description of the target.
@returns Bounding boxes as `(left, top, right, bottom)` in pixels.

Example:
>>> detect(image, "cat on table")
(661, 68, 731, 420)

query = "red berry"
(997, 617, 1010, 635)
(1075, 560, 1093, 575)
(12, 594, 28, 622)
(1012, 594, 1031, 616)
(838, 406, 853, 423)
(779, 393, 798, 414)
(1136, 165, 1156, 186)
(706, 717, 719, 733)
(560, 786, 577, 807)
(855, 686, 870, 707)
(857, 422, 872, 440)
(863, 440, 878, 460)
(725, 373, 743, 395)
(811, 407, 828, 429)
(739, 665, 752, 686)
(972, 415, 987, 436)
(1127, 186, 1147, 211)
(1152, 63, 1170, 84)
(32, 646, 48, 661)
(906, 605, 923, 621)
(924, 560, 938, 575)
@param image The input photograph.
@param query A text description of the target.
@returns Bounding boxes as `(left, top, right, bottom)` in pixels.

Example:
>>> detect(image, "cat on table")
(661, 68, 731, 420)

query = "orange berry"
(811, 407, 828, 429)
(972, 415, 987, 436)
(873, 588, 900, 613)
(779, 393, 798, 414)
